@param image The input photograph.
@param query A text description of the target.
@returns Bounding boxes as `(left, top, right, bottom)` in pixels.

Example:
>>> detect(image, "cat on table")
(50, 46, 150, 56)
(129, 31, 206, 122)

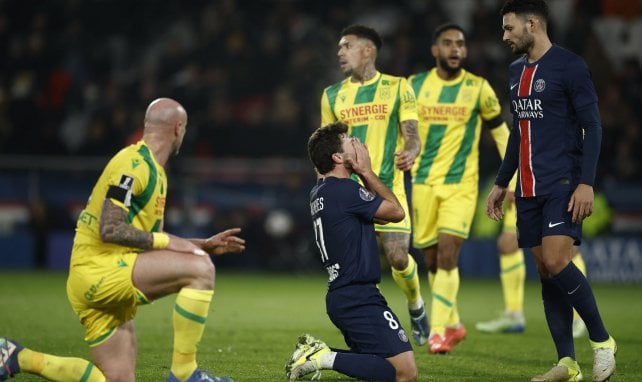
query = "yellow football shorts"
(66, 245, 150, 347)
(502, 199, 517, 233)
(412, 181, 477, 249)
(374, 176, 411, 234)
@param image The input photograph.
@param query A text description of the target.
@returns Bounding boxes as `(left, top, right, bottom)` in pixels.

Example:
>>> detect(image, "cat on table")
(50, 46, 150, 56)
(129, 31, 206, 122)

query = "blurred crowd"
(0, 0, 641, 182)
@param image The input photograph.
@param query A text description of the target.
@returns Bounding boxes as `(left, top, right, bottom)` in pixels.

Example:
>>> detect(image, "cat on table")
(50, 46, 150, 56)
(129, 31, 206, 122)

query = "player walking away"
(320, 25, 429, 347)
(286, 122, 417, 382)
(487, 1, 616, 381)
(408, 23, 513, 354)
(0, 98, 245, 382)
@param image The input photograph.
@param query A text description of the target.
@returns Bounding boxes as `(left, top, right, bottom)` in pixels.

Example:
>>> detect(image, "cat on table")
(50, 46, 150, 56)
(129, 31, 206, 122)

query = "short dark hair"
(308, 122, 348, 175)
(341, 25, 382, 50)
(501, 0, 549, 22)
(432, 23, 466, 44)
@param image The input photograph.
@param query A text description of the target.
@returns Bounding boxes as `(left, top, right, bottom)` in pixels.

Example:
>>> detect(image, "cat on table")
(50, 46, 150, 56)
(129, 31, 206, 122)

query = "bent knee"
(388, 253, 410, 270)
(396, 366, 418, 382)
(189, 256, 216, 289)
(497, 232, 518, 254)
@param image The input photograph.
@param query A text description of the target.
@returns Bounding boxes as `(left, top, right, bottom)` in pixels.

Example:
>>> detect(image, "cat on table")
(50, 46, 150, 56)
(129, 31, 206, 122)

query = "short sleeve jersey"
(73, 140, 167, 253)
(506, 45, 598, 197)
(409, 68, 502, 185)
(320, 72, 418, 188)
(309, 177, 384, 291)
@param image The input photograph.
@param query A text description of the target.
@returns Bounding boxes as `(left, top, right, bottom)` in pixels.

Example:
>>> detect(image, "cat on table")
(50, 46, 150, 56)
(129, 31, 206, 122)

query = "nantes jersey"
(496, 45, 600, 197)
(320, 72, 418, 188)
(409, 68, 503, 186)
(310, 177, 384, 291)
(73, 140, 167, 254)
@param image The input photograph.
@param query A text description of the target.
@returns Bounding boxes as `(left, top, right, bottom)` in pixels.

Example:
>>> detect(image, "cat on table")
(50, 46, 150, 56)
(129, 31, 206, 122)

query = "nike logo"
(548, 221, 564, 228)
(568, 284, 581, 295)
(510, 83, 519, 90)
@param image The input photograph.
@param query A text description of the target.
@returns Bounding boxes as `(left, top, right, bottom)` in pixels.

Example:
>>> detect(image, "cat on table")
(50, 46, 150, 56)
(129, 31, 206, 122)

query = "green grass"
(1, 271, 640, 381)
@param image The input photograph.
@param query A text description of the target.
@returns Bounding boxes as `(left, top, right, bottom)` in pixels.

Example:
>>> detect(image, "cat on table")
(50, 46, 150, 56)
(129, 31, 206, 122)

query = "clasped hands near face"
(343, 137, 373, 175)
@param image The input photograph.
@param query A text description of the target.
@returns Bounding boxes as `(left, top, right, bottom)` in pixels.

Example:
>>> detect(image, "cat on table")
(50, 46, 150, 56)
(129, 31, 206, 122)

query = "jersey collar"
(347, 71, 381, 87)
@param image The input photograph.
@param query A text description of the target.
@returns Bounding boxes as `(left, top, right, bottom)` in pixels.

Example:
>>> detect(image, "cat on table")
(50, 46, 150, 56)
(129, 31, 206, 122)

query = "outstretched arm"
(100, 199, 207, 256)
(189, 228, 246, 256)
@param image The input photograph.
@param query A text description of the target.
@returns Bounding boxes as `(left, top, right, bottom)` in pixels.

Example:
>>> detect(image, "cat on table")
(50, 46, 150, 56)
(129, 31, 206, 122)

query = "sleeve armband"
(485, 115, 504, 129)
(152, 232, 170, 250)
(106, 175, 134, 207)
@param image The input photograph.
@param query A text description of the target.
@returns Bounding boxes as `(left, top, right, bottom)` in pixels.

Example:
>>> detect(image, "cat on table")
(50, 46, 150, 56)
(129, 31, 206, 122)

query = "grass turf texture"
(1, 271, 640, 381)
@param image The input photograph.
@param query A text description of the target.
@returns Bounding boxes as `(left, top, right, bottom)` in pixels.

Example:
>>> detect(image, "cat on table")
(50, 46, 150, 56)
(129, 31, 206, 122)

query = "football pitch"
(1, 271, 640, 381)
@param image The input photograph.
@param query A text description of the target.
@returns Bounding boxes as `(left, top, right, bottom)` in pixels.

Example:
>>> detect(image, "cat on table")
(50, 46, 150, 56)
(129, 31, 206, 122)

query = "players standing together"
(289, 0, 616, 381)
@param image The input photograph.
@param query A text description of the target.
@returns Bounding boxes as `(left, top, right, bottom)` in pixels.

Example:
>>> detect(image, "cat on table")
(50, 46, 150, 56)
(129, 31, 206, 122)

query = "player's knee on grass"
(389, 351, 417, 382)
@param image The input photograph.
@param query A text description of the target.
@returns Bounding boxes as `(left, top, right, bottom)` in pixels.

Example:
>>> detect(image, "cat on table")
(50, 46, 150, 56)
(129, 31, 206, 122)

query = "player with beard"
(320, 25, 429, 347)
(408, 23, 514, 354)
(488, 1, 616, 381)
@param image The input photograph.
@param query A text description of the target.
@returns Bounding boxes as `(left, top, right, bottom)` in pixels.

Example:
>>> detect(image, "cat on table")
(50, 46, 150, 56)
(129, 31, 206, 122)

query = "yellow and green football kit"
(409, 68, 509, 247)
(67, 140, 166, 346)
(321, 71, 418, 233)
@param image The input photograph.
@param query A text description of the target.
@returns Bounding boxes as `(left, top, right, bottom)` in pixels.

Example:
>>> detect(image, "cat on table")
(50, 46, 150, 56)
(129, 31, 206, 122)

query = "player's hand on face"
(486, 185, 507, 221)
(394, 150, 416, 171)
(347, 138, 372, 175)
(201, 228, 246, 256)
(568, 184, 594, 224)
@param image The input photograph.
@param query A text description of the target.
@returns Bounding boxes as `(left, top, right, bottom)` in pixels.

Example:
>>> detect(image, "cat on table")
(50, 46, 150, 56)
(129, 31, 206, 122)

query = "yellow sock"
(172, 288, 214, 381)
(18, 348, 105, 381)
(428, 271, 435, 290)
(500, 249, 525, 313)
(572, 252, 587, 320)
(430, 268, 459, 336)
(391, 255, 421, 305)
(446, 302, 460, 327)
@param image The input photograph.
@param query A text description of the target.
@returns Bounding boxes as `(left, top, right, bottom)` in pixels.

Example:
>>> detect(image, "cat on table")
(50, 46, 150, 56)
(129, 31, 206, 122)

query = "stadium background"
(0, 0, 640, 282)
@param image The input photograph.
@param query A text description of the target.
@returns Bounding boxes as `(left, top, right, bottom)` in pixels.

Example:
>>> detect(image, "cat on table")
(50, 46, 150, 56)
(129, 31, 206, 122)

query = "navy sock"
(541, 278, 575, 360)
(334, 352, 396, 382)
(552, 262, 609, 342)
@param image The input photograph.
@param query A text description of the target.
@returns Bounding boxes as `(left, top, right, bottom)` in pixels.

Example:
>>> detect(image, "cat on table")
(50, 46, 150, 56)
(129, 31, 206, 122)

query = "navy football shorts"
(515, 183, 582, 248)
(326, 284, 412, 358)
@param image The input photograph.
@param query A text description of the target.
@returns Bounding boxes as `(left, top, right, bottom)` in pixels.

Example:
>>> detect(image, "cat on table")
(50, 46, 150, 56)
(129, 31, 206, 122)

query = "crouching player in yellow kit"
(0, 98, 245, 382)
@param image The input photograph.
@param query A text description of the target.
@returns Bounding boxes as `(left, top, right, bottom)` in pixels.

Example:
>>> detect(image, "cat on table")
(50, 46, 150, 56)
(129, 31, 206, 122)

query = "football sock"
(541, 278, 575, 360)
(446, 302, 461, 327)
(391, 255, 421, 306)
(428, 271, 435, 290)
(333, 352, 396, 382)
(552, 262, 609, 342)
(171, 288, 214, 381)
(571, 252, 587, 321)
(430, 268, 459, 336)
(18, 348, 106, 381)
(500, 249, 525, 314)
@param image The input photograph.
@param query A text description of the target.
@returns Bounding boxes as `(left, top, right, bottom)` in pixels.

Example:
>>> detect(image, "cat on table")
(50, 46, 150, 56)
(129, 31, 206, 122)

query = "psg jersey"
(309, 176, 383, 291)
(497, 45, 600, 197)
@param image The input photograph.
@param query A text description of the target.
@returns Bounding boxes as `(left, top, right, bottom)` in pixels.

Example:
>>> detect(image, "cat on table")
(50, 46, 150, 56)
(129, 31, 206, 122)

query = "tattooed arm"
(99, 199, 153, 249)
(395, 119, 420, 171)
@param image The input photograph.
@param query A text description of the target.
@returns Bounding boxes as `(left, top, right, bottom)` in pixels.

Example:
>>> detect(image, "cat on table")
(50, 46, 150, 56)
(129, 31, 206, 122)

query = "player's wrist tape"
(152, 232, 170, 249)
